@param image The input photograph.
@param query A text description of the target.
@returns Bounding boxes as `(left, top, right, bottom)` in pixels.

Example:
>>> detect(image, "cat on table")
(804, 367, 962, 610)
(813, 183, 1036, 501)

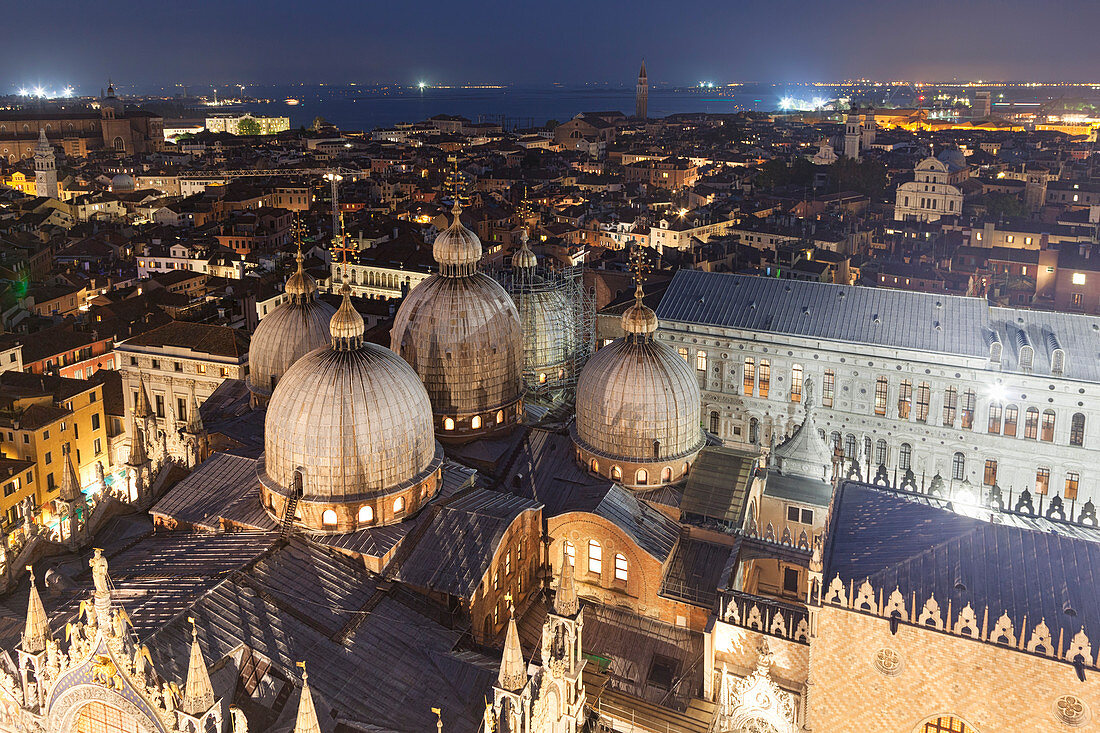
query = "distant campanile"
(635, 59, 648, 120)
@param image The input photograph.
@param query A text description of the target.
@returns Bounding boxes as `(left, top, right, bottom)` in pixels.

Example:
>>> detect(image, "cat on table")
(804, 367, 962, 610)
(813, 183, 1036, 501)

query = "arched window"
(863, 436, 872, 460)
(678, 347, 689, 363)
(1070, 413, 1085, 446)
(987, 402, 1002, 434)
(471, 415, 482, 430)
(614, 553, 628, 581)
(1024, 407, 1039, 439)
(661, 466, 672, 483)
(743, 358, 755, 395)
(636, 468, 648, 485)
(683, 461, 691, 475)
(951, 452, 965, 481)
(1041, 409, 1055, 442)
(790, 364, 803, 402)
(113, 136, 125, 151)
(899, 443, 912, 471)
(393, 496, 405, 513)
(322, 509, 338, 526)
(443, 417, 455, 431)
(844, 434, 856, 459)
(874, 376, 888, 415)
(709, 410, 720, 434)
(563, 540, 575, 566)
(921, 716, 975, 733)
(608, 465, 621, 481)
(875, 439, 887, 466)
(749, 417, 759, 444)
(358, 505, 374, 524)
(1004, 405, 1018, 437)
(588, 540, 602, 574)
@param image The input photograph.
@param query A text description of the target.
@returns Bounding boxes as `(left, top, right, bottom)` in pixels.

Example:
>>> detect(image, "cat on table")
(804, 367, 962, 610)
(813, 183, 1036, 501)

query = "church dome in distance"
(246, 249, 336, 405)
(260, 282, 443, 533)
(110, 173, 135, 193)
(572, 277, 704, 490)
(392, 203, 524, 443)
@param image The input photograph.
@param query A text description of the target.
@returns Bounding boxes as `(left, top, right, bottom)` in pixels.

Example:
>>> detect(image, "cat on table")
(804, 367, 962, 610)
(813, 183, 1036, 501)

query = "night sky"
(9, 0, 1100, 91)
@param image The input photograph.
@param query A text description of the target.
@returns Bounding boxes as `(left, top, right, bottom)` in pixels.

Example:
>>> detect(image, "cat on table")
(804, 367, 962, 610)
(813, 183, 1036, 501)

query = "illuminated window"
(1035, 467, 1050, 495)
(496, 410, 504, 424)
(1065, 471, 1080, 500)
(1006, 235, 1014, 243)
(1040, 409, 1055, 442)
(822, 369, 835, 407)
(678, 347, 689, 363)
(393, 496, 405, 513)
(614, 553, 628, 582)
(942, 387, 957, 426)
(961, 390, 975, 430)
(900, 443, 912, 471)
(76, 701, 141, 733)
(444, 417, 455, 431)
(696, 350, 707, 372)
(563, 540, 575, 566)
(915, 382, 930, 422)
(590, 458, 599, 473)
(588, 540, 602, 575)
(758, 360, 770, 398)
(505, 551, 511, 575)
(1004, 405, 1018, 437)
(898, 380, 912, 419)
(1024, 407, 1039, 439)
(322, 509, 338, 526)
(743, 358, 755, 396)
(1070, 413, 1085, 446)
(922, 716, 973, 733)
(988, 402, 1002, 434)
(471, 415, 482, 430)
(790, 364, 803, 403)
(874, 377, 888, 416)
(661, 466, 672, 483)
(983, 459, 998, 486)
(635, 468, 648, 485)
(611, 465, 622, 481)
(1073, 272, 1087, 285)
(358, 505, 373, 524)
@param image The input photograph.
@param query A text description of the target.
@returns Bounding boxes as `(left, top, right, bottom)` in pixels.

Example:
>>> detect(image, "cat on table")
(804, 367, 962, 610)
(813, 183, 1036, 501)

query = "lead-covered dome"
(392, 204, 524, 442)
(510, 232, 579, 390)
(246, 251, 336, 406)
(572, 285, 704, 489)
(260, 284, 443, 533)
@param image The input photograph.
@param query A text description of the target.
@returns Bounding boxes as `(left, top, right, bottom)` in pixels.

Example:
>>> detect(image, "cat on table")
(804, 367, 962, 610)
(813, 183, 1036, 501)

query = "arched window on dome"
(496, 410, 505, 424)
(610, 465, 622, 481)
(538, 372, 547, 384)
(683, 461, 691, 475)
(444, 417, 455, 431)
(471, 415, 482, 429)
(358, 505, 374, 524)
(661, 466, 672, 483)
(590, 458, 599, 474)
(636, 468, 648, 485)
(322, 510, 338, 527)
(393, 496, 405, 514)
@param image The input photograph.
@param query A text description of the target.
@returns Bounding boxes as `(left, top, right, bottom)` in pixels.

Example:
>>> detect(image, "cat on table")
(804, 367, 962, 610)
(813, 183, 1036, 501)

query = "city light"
(418, 81, 427, 90)
(15, 84, 76, 99)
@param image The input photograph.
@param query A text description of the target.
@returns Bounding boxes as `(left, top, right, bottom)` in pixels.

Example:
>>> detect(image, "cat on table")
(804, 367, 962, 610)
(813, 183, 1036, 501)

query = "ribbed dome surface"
(262, 343, 439, 501)
(392, 273, 523, 417)
(574, 338, 704, 463)
(247, 297, 336, 397)
(434, 205, 482, 273)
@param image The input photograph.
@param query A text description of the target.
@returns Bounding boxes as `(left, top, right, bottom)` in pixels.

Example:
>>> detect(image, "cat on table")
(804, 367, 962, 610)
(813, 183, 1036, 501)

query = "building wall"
(808, 605, 1098, 731)
(469, 508, 543, 644)
(657, 324, 1099, 504)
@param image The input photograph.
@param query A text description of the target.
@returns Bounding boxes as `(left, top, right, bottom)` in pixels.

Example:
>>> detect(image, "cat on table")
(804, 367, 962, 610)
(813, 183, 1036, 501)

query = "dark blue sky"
(9, 0, 1100, 92)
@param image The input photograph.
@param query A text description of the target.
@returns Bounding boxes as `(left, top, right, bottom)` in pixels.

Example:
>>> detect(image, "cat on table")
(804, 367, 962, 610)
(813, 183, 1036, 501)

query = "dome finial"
(330, 279, 364, 350)
(511, 228, 537, 271)
(285, 215, 315, 302)
(622, 245, 657, 339)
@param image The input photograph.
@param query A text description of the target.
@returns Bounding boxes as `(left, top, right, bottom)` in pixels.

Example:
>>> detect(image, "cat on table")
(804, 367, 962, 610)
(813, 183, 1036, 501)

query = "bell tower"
(635, 59, 648, 120)
(34, 129, 57, 200)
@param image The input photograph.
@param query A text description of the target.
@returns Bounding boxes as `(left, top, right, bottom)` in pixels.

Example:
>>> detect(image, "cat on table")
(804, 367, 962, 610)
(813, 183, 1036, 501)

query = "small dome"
(329, 283, 365, 348)
(433, 203, 482, 275)
(511, 231, 538, 270)
(246, 253, 336, 402)
(111, 173, 135, 192)
(260, 289, 443, 532)
(572, 289, 703, 488)
(937, 147, 966, 171)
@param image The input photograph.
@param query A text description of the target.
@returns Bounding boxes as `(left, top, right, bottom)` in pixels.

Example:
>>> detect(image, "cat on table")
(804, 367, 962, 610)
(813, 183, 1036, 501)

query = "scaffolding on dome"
(490, 257, 595, 407)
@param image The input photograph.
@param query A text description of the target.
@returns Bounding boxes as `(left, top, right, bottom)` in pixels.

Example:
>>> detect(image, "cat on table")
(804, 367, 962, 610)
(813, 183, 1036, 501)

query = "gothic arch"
(47, 684, 165, 733)
(913, 715, 979, 733)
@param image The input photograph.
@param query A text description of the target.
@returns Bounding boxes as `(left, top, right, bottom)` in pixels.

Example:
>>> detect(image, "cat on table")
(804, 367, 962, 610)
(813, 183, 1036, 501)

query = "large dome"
(259, 285, 443, 533)
(511, 235, 579, 390)
(391, 204, 524, 442)
(572, 286, 704, 489)
(247, 251, 336, 405)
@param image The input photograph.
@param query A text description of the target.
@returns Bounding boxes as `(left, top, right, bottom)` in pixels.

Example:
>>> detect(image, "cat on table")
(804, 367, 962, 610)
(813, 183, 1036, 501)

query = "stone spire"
(134, 375, 153, 420)
(554, 548, 578, 617)
(58, 444, 82, 503)
(181, 618, 215, 716)
(22, 566, 49, 654)
(772, 378, 832, 481)
(498, 596, 526, 692)
(293, 663, 322, 733)
(185, 386, 204, 435)
(127, 410, 148, 467)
